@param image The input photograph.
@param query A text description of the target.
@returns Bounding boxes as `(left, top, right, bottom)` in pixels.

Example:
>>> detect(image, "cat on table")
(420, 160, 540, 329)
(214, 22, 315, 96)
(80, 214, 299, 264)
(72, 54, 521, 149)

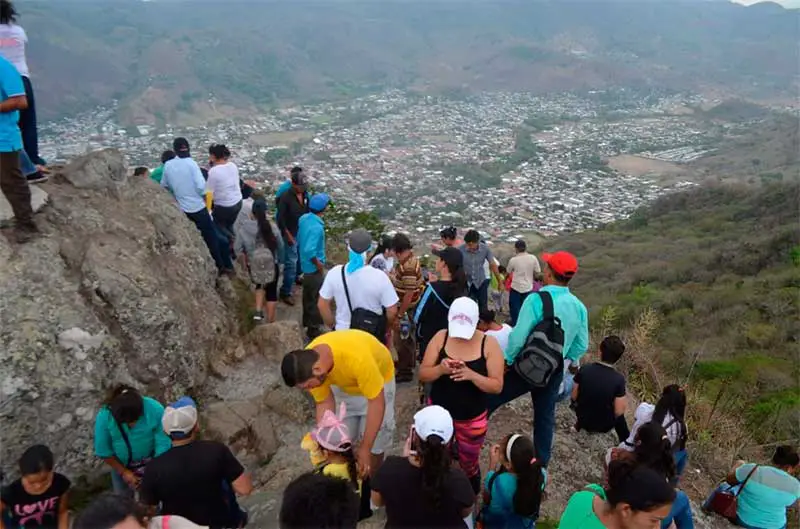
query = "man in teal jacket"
(487, 251, 588, 467)
(298, 193, 330, 339)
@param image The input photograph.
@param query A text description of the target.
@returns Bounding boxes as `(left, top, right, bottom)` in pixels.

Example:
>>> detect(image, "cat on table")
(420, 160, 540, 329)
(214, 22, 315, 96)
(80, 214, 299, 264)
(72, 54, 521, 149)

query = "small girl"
(302, 403, 371, 521)
(0, 445, 71, 529)
(480, 434, 546, 529)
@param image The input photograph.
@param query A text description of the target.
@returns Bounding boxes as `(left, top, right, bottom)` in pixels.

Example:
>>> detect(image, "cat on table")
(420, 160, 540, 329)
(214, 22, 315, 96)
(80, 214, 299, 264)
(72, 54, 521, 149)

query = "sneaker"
(26, 172, 48, 184)
(295, 275, 304, 286)
(14, 222, 39, 244)
(280, 294, 295, 306)
(252, 310, 265, 323)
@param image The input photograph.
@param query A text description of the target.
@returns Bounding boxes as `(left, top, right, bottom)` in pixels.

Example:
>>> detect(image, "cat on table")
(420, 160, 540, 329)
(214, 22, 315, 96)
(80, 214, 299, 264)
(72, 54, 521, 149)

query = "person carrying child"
(0, 445, 70, 529)
(480, 434, 546, 529)
(303, 403, 372, 521)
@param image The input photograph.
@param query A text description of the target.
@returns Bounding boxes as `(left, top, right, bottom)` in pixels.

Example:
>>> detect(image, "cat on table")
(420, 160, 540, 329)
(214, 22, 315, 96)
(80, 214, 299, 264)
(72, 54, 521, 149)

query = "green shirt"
(150, 165, 164, 184)
(558, 484, 607, 529)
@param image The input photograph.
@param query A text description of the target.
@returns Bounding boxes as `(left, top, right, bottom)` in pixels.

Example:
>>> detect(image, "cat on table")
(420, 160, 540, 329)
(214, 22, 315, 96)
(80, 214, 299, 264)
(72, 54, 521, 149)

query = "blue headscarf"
(346, 246, 369, 274)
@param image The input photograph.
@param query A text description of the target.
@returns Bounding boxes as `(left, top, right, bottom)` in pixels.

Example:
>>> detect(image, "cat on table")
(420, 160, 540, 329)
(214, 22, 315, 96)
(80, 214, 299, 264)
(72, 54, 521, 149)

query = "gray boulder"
(0, 149, 237, 478)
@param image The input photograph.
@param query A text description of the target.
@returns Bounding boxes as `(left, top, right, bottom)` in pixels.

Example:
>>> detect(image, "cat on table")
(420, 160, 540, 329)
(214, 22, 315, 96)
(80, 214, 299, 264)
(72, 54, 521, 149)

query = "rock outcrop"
(0, 149, 237, 477)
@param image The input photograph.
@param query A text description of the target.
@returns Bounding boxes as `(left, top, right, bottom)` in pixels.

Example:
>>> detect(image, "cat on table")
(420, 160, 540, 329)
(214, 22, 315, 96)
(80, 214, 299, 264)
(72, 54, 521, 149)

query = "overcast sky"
(731, 0, 800, 7)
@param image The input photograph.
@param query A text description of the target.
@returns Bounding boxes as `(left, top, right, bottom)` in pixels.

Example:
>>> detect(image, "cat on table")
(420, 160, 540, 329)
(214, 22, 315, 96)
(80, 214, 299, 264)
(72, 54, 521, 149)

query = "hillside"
(20, 0, 800, 124)
(541, 182, 800, 443)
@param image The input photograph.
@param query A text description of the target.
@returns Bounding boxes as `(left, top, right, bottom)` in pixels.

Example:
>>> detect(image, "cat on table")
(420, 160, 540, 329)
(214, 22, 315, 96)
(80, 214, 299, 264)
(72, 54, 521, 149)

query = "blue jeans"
(20, 149, 36, 177)
(468, 280, 489, 313)
(508, 289, 530, 326)
(662, 490, 694, 529)
(281, 240, 298, 296)
(674, 449, 688, 478)
(487, 367, 563, 466)
(20, 76, 44, 166)
(186, 208, 231, 271)
(110, 469, 135, 498)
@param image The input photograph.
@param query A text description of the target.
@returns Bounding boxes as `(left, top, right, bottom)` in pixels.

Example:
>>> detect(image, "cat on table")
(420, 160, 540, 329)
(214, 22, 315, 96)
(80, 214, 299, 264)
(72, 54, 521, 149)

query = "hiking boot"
(14, 221, 39, 244)
(26, 172, 48, 184)
(395, 372, 414, 384)
(218, 268, 236, 278)
(252, 310, 265, 323)
(280, 294, 295, 306)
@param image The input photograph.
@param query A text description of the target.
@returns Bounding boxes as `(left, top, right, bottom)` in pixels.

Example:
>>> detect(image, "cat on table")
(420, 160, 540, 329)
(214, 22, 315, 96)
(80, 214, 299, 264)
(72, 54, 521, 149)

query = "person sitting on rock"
(279, 472, 359, 529)
(149, 150, 174, 184)
(74, 492, 207, 529)
(0, 444, 70, 529)
(281, 329, 396, 480)
(304, 402, 372, 521)
(93, 385, 172, 497)
(139, 397, 252, 529)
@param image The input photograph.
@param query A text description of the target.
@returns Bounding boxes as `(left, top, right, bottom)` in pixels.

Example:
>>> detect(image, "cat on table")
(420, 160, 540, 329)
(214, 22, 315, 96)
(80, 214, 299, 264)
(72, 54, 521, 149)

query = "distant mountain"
(21, 0, 799, 124)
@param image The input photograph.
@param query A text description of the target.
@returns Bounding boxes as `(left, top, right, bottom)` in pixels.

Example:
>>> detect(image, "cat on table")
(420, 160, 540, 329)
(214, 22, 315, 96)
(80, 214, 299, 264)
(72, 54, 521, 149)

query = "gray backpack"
(249, 239, 276, 285)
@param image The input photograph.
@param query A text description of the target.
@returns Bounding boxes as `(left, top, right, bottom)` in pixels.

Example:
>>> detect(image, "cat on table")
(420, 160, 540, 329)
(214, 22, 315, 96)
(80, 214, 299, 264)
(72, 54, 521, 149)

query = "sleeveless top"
(430, 332, 489, 421)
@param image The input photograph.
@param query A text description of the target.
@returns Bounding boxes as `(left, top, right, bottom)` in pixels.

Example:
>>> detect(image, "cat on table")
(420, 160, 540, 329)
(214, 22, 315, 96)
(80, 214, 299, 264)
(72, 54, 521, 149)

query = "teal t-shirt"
(93, 396, 172, 465)
(736, 464, 800, 529)
(558, 485, 608, 529)
(482, 470, 546, 529)
(150, 165, 164, 184)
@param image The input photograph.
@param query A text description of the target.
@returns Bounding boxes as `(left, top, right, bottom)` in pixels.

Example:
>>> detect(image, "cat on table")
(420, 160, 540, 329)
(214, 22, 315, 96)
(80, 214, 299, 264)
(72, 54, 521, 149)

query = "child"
(1, 445, 71, 529)
(480, 434, 545, 529)
(302, 403, 371, 521)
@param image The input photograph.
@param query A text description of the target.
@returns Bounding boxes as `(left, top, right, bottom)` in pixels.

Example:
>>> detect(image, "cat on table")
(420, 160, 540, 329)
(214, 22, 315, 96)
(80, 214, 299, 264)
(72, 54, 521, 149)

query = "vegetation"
(541, 182, 799, 444)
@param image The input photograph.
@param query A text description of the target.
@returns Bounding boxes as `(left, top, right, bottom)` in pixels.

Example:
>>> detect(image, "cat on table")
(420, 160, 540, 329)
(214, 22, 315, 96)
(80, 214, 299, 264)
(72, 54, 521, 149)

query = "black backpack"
(341, 267, 386, 340)
(513, 291, 564, 388)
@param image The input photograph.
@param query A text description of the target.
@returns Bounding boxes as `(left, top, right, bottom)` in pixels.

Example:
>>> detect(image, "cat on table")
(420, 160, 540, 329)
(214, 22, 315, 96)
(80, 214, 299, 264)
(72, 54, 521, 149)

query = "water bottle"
(400, 315, 411, 340)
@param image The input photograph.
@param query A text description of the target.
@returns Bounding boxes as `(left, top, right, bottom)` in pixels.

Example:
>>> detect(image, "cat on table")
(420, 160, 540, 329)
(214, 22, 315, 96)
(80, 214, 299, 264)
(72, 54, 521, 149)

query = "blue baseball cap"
(309, 193, 331, 213)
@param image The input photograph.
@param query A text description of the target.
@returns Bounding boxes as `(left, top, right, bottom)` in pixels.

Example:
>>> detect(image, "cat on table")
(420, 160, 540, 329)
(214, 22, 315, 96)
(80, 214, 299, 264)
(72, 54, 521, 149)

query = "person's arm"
(318, 296, 335, 328)
(505, 294, 542, 363)
(371, 490, 385, 507)
(277, 198, 294, 244)
(360, 389, 386, 464)
(385, 304, 399, 328)
(571, 381, 580, 402)
(418, 331, 453, 383)
(160, 165, 171, 190)
(0, 94, 26, 113)
(614, 379, 627, 417)
(231, 473, 253, 496)
(565, 303, 589, 363)
(489, 258, 502, 285)
(354, 357, 390, 475)
(310, 388, 336, 424)
(450, 335, 504, 394)
(726, 462, 748, 486)
(220, 445, 253, 496)
(532, 256, 541, 274)
(381, 276, 400, 326)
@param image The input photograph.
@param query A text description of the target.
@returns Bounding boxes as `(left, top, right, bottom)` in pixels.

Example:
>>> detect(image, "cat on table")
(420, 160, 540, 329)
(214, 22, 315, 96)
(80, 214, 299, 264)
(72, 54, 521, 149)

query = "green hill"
(546, 182, 799, 443)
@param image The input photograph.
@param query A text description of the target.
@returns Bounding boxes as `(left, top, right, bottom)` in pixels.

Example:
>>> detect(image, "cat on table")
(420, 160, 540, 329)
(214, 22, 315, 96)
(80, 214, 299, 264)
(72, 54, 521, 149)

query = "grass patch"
(231, 277, 257, 335)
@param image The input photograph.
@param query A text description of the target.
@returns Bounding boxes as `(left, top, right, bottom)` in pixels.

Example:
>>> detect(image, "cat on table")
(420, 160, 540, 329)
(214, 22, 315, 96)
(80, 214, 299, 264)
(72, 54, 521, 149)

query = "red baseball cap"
(541, 251, 579, 277)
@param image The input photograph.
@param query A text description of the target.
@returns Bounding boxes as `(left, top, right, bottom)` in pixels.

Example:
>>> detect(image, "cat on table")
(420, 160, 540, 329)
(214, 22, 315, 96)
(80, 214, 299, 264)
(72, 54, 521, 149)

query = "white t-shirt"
(485, 324, 513, 353)
(507, 253, 541, 293)
(206, 162, 243, 207)
(618, 402, 683, 451)
(0, 25, 28, 77)
(149, 516, 207, 529)
(370, 253, 395, 274)
(319, 264, 399, 330)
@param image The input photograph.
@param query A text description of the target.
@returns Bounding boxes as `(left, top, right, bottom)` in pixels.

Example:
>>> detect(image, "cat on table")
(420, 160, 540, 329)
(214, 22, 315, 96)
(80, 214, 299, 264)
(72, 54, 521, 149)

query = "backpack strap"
(734, 465, 759, 497)
(482, 469, 503, 507)
(112, 412, 134, 467)
(538, 291, 555, 320)
(340, 266, 354, 314)
(480, 334, 487, 359)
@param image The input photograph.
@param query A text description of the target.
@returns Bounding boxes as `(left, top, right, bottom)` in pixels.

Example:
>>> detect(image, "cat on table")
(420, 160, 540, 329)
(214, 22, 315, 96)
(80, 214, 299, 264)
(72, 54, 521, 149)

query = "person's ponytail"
(419, 435, 451, 508)
(507, 436, 543, 518)
(633, 422, 677, 484)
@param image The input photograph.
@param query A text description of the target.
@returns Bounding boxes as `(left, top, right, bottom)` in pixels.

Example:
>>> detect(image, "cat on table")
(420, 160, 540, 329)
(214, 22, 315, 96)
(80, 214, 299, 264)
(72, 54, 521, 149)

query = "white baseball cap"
(448, 297, 479, 339)
(413, 405, 454, 443)
(162, 396, 198, 439)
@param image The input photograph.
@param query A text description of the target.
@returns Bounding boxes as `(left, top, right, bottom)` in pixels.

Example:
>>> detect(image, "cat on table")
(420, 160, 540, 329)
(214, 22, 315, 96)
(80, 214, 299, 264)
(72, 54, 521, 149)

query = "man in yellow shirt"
(281, 329, 396, 478)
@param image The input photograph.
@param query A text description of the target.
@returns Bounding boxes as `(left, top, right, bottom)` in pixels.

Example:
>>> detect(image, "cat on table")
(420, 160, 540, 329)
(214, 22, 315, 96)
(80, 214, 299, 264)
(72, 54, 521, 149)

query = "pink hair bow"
(312, 402, 352, 451)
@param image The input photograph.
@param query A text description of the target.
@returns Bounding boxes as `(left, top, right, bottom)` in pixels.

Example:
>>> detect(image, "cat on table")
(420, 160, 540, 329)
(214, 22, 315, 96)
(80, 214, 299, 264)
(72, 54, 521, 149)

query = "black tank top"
(430, 332, 489, 421)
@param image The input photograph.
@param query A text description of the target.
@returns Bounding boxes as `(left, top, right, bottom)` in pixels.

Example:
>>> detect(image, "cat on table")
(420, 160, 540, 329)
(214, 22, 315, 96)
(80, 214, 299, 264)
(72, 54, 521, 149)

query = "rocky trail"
(0, 149, 731, 528)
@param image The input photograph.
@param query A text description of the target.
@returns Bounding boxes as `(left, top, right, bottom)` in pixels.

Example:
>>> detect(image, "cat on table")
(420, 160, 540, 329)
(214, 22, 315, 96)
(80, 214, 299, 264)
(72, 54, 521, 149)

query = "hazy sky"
(732, 0, 800, 7)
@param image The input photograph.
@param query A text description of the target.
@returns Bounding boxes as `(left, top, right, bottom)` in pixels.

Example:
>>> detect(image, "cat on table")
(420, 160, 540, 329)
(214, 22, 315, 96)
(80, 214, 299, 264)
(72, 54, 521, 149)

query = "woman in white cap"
(371, 405, 475, 528)
(419, 297, 504, 494)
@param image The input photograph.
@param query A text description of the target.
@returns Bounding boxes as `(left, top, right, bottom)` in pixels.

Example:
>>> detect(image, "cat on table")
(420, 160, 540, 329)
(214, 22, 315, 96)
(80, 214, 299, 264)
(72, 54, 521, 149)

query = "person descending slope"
(277, 169, 309, 305)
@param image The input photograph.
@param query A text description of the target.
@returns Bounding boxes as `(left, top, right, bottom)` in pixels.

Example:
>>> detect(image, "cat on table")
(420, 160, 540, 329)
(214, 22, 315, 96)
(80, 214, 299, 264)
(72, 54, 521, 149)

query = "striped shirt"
(391, 256, 424, 309)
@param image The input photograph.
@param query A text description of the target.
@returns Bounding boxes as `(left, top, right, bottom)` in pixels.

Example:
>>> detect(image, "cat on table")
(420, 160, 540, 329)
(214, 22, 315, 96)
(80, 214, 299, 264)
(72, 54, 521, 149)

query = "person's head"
(172, 137, 191, 158)
(633, 421, 676, 483)
(19, 445, 55, 495)
(440, 226, 458, 245)
(282, 348, 329, 390)
(348, 228, 372, 257)
(160, 150, 176, 165)
(312, 403, 358, 488)
(290, 165, 304, 180)
(498, 434, 544, 518)
(448, 297, 479, 340)
(464, 229, 481, 251)
(477, 309, 497, 331)
(370, 235, 394, 261)
(208, 143, 231, 165)
(514, 239, 527, 253)
(104, 385, 144, 426)
(252, 199, 278, 251)
(600, 335, 626, 364)
(604, 460, 676, 529)
(309, 193, 330, 215)
(392, 233, 413, 263)
(279, 472, 359, 529)
(772, 445, 800, 471)
(0, 1, 18, 25)
(411, 405, 454, 508)
(162, 396, 199, 442)
(133, 167, 149, 178)
(291, 168, 307, 193)
(74, 493, 147, 529)
(433, 246, 462, 277)
(541, 251, 578, 285)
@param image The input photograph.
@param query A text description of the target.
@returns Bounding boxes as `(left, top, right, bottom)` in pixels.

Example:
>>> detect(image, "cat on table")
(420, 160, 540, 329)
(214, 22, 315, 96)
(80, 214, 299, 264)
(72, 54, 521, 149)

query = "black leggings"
(212, 201, 242, 242)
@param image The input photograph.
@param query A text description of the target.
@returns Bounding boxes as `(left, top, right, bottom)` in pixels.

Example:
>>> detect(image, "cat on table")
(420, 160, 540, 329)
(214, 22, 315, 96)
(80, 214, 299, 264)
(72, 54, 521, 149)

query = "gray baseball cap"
(348, 229, 372, 254)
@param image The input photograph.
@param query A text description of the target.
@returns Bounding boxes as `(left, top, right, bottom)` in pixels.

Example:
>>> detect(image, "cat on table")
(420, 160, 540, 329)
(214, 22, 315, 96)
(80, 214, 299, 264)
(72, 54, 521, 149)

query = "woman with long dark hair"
(93, 385, 171, 497)
(481, 433, 545, 529)
(235, 198, 282, 323)
(207, 144, 243, 247)
(369, 235, 395, 274)
(371, 406, 475, 528)
(0, 0, 45, 172)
